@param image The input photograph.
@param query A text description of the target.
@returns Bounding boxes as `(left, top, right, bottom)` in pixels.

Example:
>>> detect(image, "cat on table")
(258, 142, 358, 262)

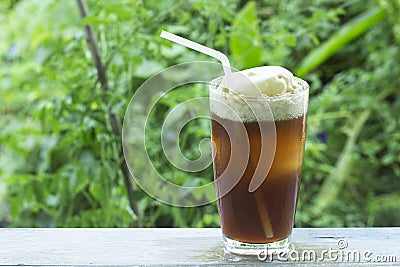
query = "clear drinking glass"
(209, 76, 309, 255)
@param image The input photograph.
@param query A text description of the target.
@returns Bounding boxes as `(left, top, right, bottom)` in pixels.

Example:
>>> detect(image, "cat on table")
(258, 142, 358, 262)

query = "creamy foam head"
(210, 66, 308, 122)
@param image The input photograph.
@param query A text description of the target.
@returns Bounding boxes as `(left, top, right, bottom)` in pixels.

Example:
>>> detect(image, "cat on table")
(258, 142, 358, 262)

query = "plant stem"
(76, 0, 109, 91)
(75, 0, 138, 224)
(313, 109, 371, 213)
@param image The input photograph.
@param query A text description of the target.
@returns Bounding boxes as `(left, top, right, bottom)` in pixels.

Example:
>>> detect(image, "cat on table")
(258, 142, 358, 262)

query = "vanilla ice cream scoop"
(220, 66, 297, 97)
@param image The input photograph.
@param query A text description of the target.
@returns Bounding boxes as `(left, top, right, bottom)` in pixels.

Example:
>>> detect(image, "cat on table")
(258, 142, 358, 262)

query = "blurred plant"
(0, 0, 399, 228)
(0, 0, 236, 227)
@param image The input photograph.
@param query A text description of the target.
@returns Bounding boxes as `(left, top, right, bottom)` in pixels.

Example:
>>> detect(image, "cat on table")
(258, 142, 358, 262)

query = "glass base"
(223, 234, 290, 256)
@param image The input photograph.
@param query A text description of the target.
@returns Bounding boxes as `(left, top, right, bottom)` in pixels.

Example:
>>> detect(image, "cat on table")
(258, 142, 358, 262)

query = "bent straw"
(160, 30, 274, 239)
(254, 191, 274, 238)
(160, 30, 232, 76)
(247, 148, 274, 238)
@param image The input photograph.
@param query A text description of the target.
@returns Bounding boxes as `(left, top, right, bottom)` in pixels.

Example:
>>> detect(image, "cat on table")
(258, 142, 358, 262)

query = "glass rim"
(209, 76, 309, 101)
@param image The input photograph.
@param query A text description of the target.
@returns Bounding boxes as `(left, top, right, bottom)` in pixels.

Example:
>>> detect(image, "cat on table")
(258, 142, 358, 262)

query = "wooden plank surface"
(0, 228, 398, 266)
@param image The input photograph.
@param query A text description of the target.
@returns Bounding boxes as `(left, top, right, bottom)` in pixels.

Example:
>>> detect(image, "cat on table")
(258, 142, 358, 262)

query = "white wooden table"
(0, 228, 398, 266)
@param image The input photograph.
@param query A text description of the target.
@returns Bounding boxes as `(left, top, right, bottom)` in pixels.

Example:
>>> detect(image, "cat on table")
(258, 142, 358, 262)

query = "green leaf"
(296, 7, 385, 77)
(9, 199, 21, 219)
(229, 1, 262, 69)
(89, 181, 102, 202)
(32, 179, 45, 203)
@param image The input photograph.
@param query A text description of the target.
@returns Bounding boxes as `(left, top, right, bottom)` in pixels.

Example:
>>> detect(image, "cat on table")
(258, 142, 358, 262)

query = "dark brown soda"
(211, 113, 306, 243)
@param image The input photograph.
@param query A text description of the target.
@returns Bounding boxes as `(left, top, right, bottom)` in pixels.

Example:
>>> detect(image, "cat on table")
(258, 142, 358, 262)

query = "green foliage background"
(0, 0, 399, 227)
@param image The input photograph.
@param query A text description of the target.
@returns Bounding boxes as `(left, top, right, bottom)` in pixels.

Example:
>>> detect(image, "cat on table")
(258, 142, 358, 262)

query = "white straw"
(160, 30, 232, 76)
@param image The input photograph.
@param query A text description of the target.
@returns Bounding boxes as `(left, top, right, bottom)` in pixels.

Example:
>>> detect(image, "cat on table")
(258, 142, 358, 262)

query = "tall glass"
(209, 75, 309, 255)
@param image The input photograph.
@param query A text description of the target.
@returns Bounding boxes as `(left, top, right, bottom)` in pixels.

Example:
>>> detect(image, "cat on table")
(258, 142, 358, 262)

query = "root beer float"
(210, 66, 309, 255)
(159, 30, 309, 256)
